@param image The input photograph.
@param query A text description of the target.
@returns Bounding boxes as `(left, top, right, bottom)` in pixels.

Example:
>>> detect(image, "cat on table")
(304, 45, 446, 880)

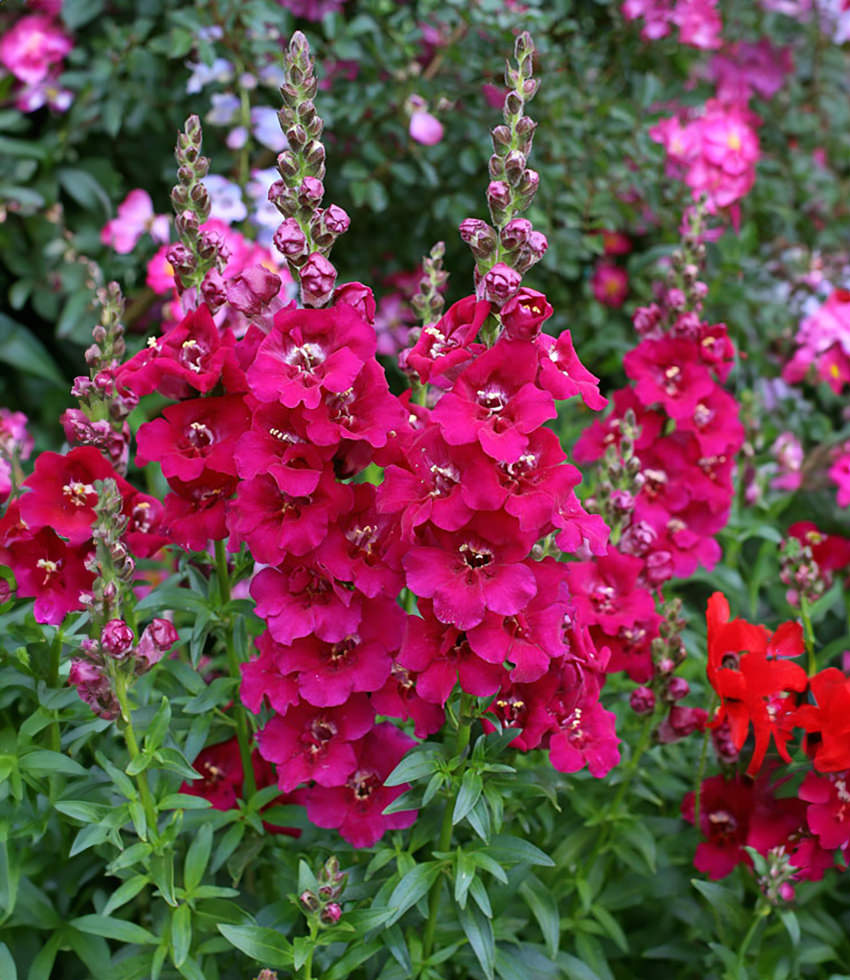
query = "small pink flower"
(0, 15, 72, 86)
(409, 108, 444, 146)
(101, 189, 170, 255)
(591, 262, 628, 307)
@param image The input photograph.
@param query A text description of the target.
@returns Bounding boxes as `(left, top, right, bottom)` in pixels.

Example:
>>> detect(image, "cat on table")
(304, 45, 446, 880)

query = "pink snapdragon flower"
(783, 288, 850, 394)
(622, 0, 722, 49)
(101, 190, 170, 255)
(708, 40, 793, 102)
(0, 14, 71, 85)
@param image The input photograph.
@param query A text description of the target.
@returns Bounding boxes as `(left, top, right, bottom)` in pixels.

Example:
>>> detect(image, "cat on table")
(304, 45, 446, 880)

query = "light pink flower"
(409, 109, 444, 146)
(0, 15, 72, 86)
(101, 189, 170, 255)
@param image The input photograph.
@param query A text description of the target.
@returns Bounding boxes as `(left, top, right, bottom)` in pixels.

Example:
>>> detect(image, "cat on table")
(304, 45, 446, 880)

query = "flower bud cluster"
(62, 282, 138, 474)
(169, 116, 229, 293)
(269, 32, 350, 307)
(299, 856, 347, 926)
(409, 241, 449, 331)
(779, 534, 826, 608)
(459, 31, 548, 307)
(571, 208, 744, 703)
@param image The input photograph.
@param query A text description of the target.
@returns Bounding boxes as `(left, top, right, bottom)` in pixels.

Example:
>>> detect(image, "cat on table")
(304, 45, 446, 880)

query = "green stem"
(420, 714, 472, 969)
(692, 693, 717, 833)
(114, 673, 159, 839)
(736, 904, 770, 970)
(47, 631, 62, 754)
(214, 540, 257, 799)
(799, 595, 817, 676)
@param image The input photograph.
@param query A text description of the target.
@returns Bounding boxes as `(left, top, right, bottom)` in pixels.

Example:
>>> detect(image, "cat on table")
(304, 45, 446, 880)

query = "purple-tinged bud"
(666, 288, 686, 310)
(268, 179, 287, 208)
(320, 903, 342, 925)
(515, 115, 536, 139)
(667, 677, 690, 702)
(286, 123, 308, 149)
(323, 204, 350, 236)
(459, 218, 498, 259)
(480, 262, 522, 307)
(504, 149, 527, 184)
(332, 282, 376, 325)
(166, 242, 195, 276)
(273, 218, 309, 261)
(69, 658, 103, 687)
(298, 176, 324, 209)
(300, 252, 337, 307)
(491, 124, 511, 151)
(299, 890, 320, 913)
(303, 140, 326, 173)
(630, 686, 655, 715)
(527, 230, 548, 259)
(101, 619, 135, 659)
(61, 408, 94, 446)
(521, 78, 539, 100)
(487, 180, 511, 213)
(226, 265, 282, 317)
(200, 268, 228, 314)
(197, 228, 230, 264)
(136, 617, 179, 670)
(255, 971, 278, 980)
(175, 210, 199, 238)
(504, 91, 523, 118)
(500, 218, 532, 251)
(517, 168, 539, 199)
(488, 154, 506, 180)
(171, 186, 189, 210)
(514, 31, 534, 64)
(277, 150, 299, 180)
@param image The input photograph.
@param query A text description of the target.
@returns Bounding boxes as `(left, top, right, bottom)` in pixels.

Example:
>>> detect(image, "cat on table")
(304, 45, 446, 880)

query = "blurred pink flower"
(0, 14, 71, 85)
(101, 189, 170, 254)
(591, 262, 629, 307)
(407, 96, 443, 146)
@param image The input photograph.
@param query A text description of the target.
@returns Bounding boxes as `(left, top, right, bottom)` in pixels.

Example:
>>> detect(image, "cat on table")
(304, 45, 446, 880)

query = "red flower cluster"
(574, 271, 744, 691)
(0, 446, 162, 625)
(688, 593, 850, 882)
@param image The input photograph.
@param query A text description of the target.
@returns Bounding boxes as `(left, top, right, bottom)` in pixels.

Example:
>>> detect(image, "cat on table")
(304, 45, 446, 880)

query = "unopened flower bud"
(491, 124, 511, 151)
(101, 619, 135, 659)
(666, 677, 690, 701)
(274, 218, 309, 260)
(320, 902, 342, 925)
(487, 180, 511, 215)
(630, 686, 655, 715)
(277, 150, 300, 180)
(300, 252, 337, 307)
(298, 176, 324, 208)
(323, 204, 350, 236)
(300, 890, 320, 913)
(481, 262, 522, 307)
(504, 149, 527, 184)
(500, 217, 532, 251)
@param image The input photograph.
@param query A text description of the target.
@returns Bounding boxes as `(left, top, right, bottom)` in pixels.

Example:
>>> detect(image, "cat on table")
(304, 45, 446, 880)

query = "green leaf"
(158, 793, 212, 811)
(558, 952, 604, 980)
(216, 924, 294, 968)
(387, 862, 441, 924)
(19, 749, 86, 777)
(323, 940, 384, 980)
(293, 935, 312, 971)
(69, 822, 112, 857)
(590, 904, 628, 954)
(62, 0, 105, 29)
(25, 932, 60, 980)
(58, 167, 110, 215)
(144, 697, 172, 753)
(780, 910, 800, 946)
(519, 876, 560, 958)
(150, 853, 177, 907)
(184, 823, 212, 893)
(0, 942, 16, 980)
(454, 850, 476, 908)
(384, 746, 442, 786)
(468, 876, 492, 918)
(54, 800, 109, 823)
(485, 835, 555, 868)
(103, 875, 149, 916)
(71, 914, 158, 945)
(459, 903, 495, 980)
(453, 771, 483, 825)
(691, 879, 744, 928)
(171, 904, 192, 968)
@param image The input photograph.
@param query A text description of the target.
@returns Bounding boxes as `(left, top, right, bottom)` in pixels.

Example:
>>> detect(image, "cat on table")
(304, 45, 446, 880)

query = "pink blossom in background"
(783, 288, 850, 393)
(771, 432, 804, 492)
(276, 0, 347, 20)
(0, 409, 33, 503)
(101, 190, 170, 255)
(829, 446, 850, 507)
(623, 0, 722, 48)
(14, 70, 72, 112)
(591, 262, 629, 307)
(482, 83, 507, 110)
(651, 101, 760, 214)
(709, 40, 793, 102)
(407, 95, 443, 146)
(0, 14, 71, 85)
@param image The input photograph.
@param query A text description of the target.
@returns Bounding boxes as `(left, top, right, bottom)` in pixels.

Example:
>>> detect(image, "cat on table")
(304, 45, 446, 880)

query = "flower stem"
(737, 903, 770, 969)
(214, 539, 257, 799)
(799, 594, 817, 675)
(114, 672, 159, 839)
(420, 711, 472, 969)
